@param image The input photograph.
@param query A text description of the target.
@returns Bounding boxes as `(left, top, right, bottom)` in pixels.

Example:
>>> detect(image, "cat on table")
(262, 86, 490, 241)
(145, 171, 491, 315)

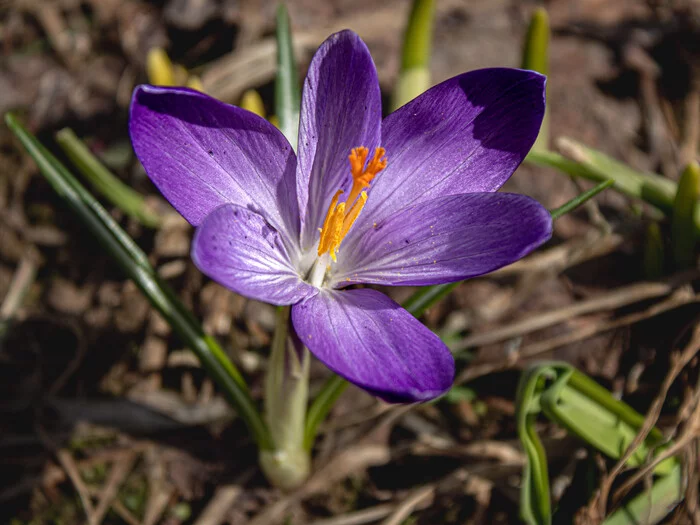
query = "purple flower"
(129, 30, 551, 403)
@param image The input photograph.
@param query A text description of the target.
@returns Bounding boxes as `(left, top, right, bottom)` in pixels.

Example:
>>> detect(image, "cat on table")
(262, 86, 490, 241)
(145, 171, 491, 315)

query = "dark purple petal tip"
(354, 68, 547, 228)
(292, 289, 455, 403)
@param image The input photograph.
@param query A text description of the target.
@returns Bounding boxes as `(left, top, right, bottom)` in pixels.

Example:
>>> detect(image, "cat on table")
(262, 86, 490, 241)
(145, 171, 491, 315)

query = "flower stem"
(260, 306, 311, 490)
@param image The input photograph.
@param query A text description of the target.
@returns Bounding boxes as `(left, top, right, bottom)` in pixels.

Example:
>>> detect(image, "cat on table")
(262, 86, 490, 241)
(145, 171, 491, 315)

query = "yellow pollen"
(317, 146, 387, 261)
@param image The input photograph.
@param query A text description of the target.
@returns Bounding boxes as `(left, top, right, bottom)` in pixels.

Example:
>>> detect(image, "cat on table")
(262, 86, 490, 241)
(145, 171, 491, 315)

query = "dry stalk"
(591, 323, 700, 519)
(455, 274, 695, 351)
(456, 289, 700, 385)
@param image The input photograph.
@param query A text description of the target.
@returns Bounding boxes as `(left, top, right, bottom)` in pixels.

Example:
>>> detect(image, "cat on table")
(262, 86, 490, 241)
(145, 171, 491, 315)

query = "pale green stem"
(521, 7, 550, 152)
(391, 0, 434, 111)
(260, 306, 311, 490)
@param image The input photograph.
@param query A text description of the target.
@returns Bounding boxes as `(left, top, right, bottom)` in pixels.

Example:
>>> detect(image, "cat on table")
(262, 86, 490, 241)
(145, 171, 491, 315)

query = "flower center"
(317, 146, 387, 262)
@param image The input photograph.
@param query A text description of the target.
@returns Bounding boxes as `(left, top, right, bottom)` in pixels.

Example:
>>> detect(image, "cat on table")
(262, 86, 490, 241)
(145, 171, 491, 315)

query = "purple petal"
(292, 288, 454, 402)
(192, 204, 316, 306)
(129, 85, 299, 245)
(353, 68, 546, 232)
(296, 30, 382, 250)
(334, 193, 552, 286)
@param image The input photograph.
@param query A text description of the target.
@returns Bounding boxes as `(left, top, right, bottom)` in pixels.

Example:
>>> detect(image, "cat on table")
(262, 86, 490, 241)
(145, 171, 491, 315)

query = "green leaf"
(541, 367, 671, 472)
(521, 7, 549, 76)
(275, 3, 300, 150)
(549, 179, 613, 220)
(643, 221, 665, 280)
(671, 161, 700, 268)
(516, 364, 555, 525)
(304, 374, 348, 451)
(391, 0, 435, 111)
(521, 7, 550, 152)
(602, 463, 683, 525)
(5, 113, 273, 450)
(402, 282, 458, 318)
(55, 128, 161, 228)
(515, 362, 678, 525)
(443, 385, 477, 404)
(526, 139, 700, 233)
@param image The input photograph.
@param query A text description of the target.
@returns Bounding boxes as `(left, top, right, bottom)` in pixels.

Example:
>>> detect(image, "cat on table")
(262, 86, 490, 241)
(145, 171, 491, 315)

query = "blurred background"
(1, 0, 699, 523)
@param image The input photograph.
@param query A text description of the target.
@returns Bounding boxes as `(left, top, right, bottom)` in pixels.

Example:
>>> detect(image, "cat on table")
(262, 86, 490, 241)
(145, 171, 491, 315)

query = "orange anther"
(317, 146, 387, 262)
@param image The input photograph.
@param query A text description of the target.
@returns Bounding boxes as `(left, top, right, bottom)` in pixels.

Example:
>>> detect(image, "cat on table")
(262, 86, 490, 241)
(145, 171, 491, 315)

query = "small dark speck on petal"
(208, 150, 214, 156)
(404, 239, 410, 244)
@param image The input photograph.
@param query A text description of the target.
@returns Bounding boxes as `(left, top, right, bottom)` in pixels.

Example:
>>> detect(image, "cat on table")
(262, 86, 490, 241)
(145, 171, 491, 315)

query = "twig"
(612, 382, 700, 505)
(623, 43, 678, 178)
(454, 277, 693, 351)
(379, 485, 435, 525)
(456, 289, 700, 385)
(193, 485, 242, 525)
(492, 230, 624, 279)
(0, 250, 38, 321)
(193, 470, 254, 525)
(142, 447, 174, 525)
(56, 449, 96, 524)
(86, 485, 143, 525)
(307, 504, 396, 525)
(91, 452, 137, 525)
(594, 323, 700, 518)
(110, 499, 142, 525)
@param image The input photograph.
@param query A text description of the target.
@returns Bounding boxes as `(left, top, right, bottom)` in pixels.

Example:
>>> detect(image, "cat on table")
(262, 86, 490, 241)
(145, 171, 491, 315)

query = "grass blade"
(6, 112, 273, 450)
(516, 364, 555, 525)
(521, 7, 550, 152)
(516, 362, 681, 525)
(275, 3, 300, 149)
(602, 463, 683, 525)
(304, 374, 348, 451)
(549, 179, 613, 220)
(55, 128, 161, 228)
(525, 139, 700, 234)
(391, 0, 434, 111)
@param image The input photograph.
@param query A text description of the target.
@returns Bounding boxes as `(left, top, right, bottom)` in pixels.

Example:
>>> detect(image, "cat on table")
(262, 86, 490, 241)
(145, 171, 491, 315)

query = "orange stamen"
(346, 147, 386, 206)
(317, 147, 387, 261)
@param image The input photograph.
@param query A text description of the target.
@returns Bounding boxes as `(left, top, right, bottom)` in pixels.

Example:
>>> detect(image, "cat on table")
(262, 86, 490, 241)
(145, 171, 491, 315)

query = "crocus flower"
(129, 30, 552, 403)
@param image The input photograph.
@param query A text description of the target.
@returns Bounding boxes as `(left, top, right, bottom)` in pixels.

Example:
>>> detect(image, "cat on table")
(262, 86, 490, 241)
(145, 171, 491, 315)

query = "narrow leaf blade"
(275, 3, 300, 149)
(5, 113, 273, 450)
